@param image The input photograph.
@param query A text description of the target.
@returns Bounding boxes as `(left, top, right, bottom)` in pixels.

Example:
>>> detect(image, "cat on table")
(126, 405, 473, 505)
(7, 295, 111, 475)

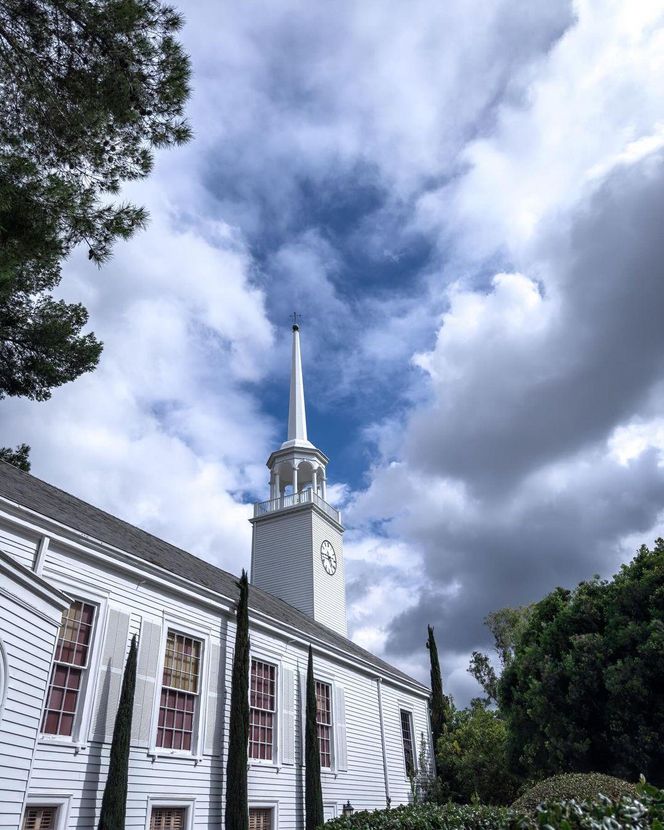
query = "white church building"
(0, 325, 432, 830)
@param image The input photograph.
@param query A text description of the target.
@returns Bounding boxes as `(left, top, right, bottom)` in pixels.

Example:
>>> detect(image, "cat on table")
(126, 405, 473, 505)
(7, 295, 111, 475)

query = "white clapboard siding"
(0, 525, 39, 569)
(281, 666, 295, 765)
(333, 684, 347, 772)
(131, 618, 162, 747)
(204, 640, 224, 756)
(90, 608, 131, 742)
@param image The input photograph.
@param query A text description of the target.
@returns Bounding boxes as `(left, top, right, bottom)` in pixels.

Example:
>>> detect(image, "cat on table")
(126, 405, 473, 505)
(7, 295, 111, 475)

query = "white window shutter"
(204, 640, 223, 755)
(299, 669, 307, 764)
(131, 618, 163, 746)
(90, 608, 130, 742)
(334, 684, 347, 772)
(281, 666, 295, 765)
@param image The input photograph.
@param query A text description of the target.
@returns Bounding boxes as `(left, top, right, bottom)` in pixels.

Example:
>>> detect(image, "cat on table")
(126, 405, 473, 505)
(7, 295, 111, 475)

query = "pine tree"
(427, 625, 449, 770)
(225, 571, 250, 830)
(305, 645, 324, 830)
(98, 633, 137, 830)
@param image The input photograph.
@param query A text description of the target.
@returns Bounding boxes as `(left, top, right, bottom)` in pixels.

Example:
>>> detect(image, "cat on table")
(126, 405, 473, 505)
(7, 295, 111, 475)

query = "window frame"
(38, 584, 108, 748)
(399, 708, 417, 778)
(248, 655, 279, 765)
(22, 795, 71, 830)
(315, 677, 333, 771)
(149, 618, 210, 760)
(145, 797, 195, 830)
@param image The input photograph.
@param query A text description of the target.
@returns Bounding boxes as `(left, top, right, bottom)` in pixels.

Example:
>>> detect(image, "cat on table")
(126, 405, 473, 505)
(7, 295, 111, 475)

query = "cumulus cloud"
(3, 0, 663, 705)
(346, 3, 664, 698)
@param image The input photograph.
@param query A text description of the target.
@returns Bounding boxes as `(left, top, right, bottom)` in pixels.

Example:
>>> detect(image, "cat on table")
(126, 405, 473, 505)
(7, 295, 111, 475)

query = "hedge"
(512, 773, 637, 814)
(324, 779, 663, 830)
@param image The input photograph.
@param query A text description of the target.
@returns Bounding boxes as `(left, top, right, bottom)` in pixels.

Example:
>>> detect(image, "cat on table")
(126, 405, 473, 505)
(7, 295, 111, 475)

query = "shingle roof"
(0, 461, 427, 692)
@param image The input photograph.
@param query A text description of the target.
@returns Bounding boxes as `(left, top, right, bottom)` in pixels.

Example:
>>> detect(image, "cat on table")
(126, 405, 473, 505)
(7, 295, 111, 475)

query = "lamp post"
(342, 801, 354, 817)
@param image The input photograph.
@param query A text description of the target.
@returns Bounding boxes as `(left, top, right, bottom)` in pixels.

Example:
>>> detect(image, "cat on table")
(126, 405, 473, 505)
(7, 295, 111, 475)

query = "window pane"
(400, 710, 415, 776)
(54, 601, 95, 667)
(315, 681, 332, 767)
(249, 659, 276, 760)
(156, 685, 196, 750)
(42, 663, 83, 736)
(162, 632, 201, 693)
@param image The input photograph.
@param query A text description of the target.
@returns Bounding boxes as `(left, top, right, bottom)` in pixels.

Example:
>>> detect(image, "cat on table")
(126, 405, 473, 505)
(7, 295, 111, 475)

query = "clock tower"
(250, 324, 347, 636)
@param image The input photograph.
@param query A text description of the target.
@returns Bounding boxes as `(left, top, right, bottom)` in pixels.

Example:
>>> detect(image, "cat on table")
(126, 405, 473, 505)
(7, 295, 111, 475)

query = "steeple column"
(321, 471, 327, 501)
(292, 464, 298, 495)
(312, 468, 318, 495)
(272, 470, 280, 502)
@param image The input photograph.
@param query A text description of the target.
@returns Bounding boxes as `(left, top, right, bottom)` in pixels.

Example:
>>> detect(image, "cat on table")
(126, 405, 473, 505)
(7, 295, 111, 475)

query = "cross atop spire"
(286, 321, 308, 444)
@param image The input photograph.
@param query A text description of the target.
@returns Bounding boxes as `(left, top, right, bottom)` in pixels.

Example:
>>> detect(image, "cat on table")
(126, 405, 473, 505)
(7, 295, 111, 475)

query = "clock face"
(320, 540, 337, 575)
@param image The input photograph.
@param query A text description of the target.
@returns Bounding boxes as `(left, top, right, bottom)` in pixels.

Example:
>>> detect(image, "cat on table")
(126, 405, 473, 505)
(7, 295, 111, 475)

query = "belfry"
(250, 324, 347, 635)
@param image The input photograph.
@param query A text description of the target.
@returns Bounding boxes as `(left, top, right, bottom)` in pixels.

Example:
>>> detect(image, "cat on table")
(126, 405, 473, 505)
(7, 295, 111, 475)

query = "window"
(249, 659, 276, 760)
(157, 631, 201, 751)
(42, 600, 96, 736)
(22, 807, 57, 829)
(400, 709, 415, 776)
(249, 808, 273, 830)
(150, 807, 186, 829)
(315, 680, 332, 768)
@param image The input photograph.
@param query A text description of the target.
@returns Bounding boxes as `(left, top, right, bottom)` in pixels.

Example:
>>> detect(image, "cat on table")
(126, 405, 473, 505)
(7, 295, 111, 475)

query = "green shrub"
(511, 772, 637, 814)
(323, 780, 663, 830)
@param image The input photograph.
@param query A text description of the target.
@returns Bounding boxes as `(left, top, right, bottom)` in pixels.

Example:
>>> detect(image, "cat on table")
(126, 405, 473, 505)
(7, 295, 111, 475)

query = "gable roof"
(0, 461, 427, 692)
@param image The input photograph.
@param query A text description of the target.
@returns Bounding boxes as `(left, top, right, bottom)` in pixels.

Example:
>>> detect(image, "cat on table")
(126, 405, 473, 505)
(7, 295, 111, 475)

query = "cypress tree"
(305, 645, 324, 830)
(225, 570, 250, 830)
(427, 625, 449, 769)
(98, 633, 137, 830)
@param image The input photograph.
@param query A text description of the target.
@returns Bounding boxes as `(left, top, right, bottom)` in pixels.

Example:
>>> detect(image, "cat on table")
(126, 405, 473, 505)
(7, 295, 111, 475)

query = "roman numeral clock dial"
(320, 540, 337, 575)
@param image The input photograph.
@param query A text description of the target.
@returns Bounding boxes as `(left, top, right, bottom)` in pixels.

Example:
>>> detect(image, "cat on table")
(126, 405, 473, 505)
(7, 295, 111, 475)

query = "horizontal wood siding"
(0, 524, 39, 570)
(252, 510, 314, 617)
(0, 510, 429, 829)
(311, 511, 346, 636)
(0, 589, 59, 828)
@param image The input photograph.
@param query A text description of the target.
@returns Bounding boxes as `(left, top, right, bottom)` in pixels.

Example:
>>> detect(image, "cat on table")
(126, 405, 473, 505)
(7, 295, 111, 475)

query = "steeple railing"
(253, 488, 340, 523)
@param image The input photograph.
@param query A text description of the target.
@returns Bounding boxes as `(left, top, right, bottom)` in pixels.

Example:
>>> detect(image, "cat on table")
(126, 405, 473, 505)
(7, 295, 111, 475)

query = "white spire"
(286, 324, 309, 444)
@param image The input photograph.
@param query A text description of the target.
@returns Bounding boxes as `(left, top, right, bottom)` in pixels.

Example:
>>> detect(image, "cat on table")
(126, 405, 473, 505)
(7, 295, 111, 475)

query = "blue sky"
(3, 0, 664, 703)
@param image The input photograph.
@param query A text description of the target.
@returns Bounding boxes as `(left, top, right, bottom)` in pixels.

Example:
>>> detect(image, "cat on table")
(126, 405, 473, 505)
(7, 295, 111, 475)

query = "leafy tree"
(98, 633, 137, 830)
(468, 606, 533, 705)
(225, 571, 250, 830)
(499, 540, 664, 785)
(435, 700, 522, 806)
(305, 644, 323, 830)
(0, 442, 30, 471)
(426, 625, 451, 769)
(0, 0, 191, 404)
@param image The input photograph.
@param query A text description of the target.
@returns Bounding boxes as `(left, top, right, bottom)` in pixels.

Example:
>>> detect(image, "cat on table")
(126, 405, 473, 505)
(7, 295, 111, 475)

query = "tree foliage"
(0, 442, 30, 470)
(435, 700, 522, 806)
(225, 571, 250, 830)
(468, 606, 533, 705)
(427, 625, 451, 774)
(499, 540, 664, 785)
(98, 633, 137, 830)
(0, 0, 191, 402)
(305, 644, 324, 830)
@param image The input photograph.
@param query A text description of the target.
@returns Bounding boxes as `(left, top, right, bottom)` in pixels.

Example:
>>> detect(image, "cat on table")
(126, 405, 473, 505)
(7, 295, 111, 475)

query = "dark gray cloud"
(408, 154, 664, 492)
(368, 154, 664, 698)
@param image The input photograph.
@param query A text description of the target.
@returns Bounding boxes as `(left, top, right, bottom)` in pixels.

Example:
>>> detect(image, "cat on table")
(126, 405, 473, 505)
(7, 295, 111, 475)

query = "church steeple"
(249, 322, 347, 636)
(284, 324, 311, 448)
